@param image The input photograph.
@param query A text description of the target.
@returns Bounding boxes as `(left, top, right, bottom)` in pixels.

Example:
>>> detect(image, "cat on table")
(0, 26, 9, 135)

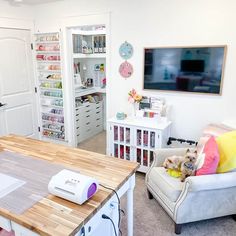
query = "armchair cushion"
(148, 167, 184, 202)
(186, 171, 236, 192)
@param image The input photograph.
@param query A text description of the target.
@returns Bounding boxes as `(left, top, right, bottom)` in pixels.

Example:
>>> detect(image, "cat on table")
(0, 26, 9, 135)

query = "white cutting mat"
(0, 150, 67, 214)
(0, 173, 25, 198)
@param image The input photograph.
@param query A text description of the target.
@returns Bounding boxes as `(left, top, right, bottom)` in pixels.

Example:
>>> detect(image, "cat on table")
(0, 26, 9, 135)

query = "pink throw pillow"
(196, 136, 219, 176)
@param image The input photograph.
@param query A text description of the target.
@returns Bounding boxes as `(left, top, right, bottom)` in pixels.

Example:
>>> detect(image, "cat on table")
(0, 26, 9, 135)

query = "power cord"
(102, 214, 118, 236)
(99, 184, 124, 236)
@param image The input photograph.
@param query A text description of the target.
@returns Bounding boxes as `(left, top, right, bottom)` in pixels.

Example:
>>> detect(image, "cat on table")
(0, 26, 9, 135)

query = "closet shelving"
(69, 25, 107, 145)
(73, 53, 106, 59)
(71, 26, 106, 91)
(35, 32, 66, 142)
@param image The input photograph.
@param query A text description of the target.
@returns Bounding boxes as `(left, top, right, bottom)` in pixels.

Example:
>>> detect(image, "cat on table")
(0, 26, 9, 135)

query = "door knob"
(0, 103, 6, 107)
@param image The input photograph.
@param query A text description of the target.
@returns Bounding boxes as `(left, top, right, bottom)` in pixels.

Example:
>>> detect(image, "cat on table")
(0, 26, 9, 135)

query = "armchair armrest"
(151, 148, 191, 168)
(185, 172, 236, 192)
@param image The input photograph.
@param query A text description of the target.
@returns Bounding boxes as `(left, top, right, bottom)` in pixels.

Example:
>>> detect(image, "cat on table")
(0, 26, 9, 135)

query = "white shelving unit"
(108, 117, 172, 173)
(35, 32, 67, 142)
(68, 24, 107, 145)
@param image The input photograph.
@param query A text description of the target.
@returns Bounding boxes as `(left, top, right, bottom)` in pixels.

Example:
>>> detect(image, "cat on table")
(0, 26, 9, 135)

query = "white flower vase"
(132, 103, 138, 117)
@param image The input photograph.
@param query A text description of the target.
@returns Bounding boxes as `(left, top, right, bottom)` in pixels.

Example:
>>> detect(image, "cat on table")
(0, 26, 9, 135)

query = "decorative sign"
(119, 41, 133, 60)
(119, 61, 133, 78)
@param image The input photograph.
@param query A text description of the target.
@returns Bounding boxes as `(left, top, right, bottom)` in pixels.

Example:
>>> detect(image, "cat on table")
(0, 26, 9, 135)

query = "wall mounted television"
(143, 46, 227, 95)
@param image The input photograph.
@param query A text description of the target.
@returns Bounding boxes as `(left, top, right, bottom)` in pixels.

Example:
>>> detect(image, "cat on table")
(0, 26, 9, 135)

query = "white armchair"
(145, 148, 236, 234)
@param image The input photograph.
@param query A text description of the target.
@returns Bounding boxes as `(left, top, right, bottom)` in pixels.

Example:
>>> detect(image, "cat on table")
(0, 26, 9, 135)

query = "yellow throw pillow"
(216, 131, 236, 173)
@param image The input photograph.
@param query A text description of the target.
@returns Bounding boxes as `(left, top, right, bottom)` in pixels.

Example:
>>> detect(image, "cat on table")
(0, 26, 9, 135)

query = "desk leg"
(127, 174, 135, 236)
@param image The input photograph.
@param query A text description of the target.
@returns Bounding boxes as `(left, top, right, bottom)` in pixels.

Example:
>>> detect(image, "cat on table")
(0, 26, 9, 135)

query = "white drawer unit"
(108, 116, 172, 173)
(76, 101, 104, 144)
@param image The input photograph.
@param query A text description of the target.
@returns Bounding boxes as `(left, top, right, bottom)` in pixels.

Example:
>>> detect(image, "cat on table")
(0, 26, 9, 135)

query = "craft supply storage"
(108, 117, 171, 173)
(67, 24, 107, 146)
(35, 32, 67, 142)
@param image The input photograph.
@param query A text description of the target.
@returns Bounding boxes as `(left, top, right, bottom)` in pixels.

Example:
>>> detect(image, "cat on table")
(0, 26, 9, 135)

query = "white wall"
(0, 1, 34, 20)
(32, 0, 236, 140)
(0, 1, 35, 31)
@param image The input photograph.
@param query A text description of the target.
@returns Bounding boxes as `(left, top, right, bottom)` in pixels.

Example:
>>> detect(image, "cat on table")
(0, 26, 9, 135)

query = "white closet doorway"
(60, 13, 110, 154)
(0, 28, 38, 138)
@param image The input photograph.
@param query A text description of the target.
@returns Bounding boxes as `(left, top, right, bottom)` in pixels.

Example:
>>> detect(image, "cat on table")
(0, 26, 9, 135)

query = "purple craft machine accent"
(87, 183, 97, 199)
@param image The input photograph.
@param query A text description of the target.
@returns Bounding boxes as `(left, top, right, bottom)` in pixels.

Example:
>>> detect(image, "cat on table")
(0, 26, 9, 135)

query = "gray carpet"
(120, 173, 236, 236)
(78, 131, 106, 154)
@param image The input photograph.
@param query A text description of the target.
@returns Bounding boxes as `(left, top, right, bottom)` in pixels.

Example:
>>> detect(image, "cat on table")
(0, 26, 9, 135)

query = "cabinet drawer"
(93, 116, 103, 124)
(76, 103, 102, 119)
(77, 125, 102, 143)
(92, 123, 103, 134)
(76, 109, 92, 117)
(76, 132, 89, 143)
(84, 121, 92, 130)
(94, 103, 103, 112)
(76, 103, 92, 113)
(85, 127, 93, 135)
(90, 102, 103, 111)
(75, 109, 80, 116)
(94, 110, 103, 118)
(0, 215, 12, 231)
(80, 128, 93, 141)
(76, 114, 93, 125)
(76, 126, 84, 135)
(92, 111, 103, 120)
(82, 113, 92, 119)
(90, 101, 102, 107)
(77, 120, 92, 130)
(83, 108, 93, 115)
(77, 133, 84, 143)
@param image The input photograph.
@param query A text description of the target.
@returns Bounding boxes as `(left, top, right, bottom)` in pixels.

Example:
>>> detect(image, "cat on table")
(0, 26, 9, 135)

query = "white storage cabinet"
(108, 117, 171, 173)
(76, 101, 103, 144)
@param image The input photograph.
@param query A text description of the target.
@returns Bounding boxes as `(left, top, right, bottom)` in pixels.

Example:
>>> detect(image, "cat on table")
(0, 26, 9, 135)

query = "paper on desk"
(0, 173, 25, 198)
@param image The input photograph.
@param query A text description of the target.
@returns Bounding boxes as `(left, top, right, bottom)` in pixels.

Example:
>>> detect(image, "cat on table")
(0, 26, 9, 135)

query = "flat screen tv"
(143, 46, 227, 95)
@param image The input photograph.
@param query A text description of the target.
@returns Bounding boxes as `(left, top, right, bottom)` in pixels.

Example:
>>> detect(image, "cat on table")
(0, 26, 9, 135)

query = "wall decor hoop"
(119, 61, 133, 78)
(119, 41, 133, 60)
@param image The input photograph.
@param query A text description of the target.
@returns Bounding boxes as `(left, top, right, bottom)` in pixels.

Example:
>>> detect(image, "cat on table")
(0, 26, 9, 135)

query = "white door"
(0, 28, 38, 138)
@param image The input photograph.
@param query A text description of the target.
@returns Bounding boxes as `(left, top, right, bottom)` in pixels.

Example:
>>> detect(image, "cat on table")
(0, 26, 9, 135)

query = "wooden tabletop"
(0, 135, 139, 236)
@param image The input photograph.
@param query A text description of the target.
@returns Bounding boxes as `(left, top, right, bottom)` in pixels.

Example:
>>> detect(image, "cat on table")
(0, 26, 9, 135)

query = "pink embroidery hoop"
(119, 61, 133, 78)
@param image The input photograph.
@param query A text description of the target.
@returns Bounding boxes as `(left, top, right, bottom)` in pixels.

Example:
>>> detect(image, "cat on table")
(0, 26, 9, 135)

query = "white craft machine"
(48, 169, 98, 205)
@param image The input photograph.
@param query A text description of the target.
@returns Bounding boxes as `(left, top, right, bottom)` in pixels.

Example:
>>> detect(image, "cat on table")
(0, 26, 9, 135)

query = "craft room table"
(0, 135, 139, 236)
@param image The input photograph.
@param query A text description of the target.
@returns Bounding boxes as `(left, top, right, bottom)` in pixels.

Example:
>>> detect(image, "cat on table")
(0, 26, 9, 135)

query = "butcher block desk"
(0, 135, 139, 236)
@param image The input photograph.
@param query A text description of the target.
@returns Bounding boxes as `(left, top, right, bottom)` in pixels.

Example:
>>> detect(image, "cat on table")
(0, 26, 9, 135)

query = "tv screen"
(143, 46, 226, 94)
(181, 60, 205, 73)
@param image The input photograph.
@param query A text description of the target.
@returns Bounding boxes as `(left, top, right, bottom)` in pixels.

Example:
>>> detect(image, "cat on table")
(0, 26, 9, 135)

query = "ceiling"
(6, 0, 63, 5)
